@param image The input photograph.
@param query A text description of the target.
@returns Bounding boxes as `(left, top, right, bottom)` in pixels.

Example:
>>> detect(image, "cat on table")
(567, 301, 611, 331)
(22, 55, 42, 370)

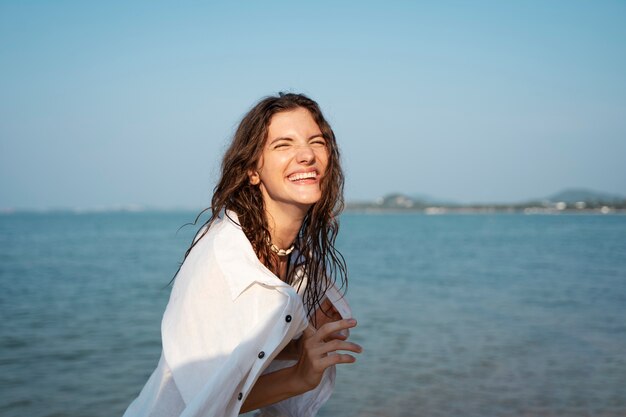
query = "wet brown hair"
(178, 92, 347, 321)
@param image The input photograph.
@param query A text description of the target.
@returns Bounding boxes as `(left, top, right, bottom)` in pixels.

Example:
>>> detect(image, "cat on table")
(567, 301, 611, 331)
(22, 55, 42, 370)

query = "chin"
(295, 193, 323, 206)
(284, 198, 320, 213)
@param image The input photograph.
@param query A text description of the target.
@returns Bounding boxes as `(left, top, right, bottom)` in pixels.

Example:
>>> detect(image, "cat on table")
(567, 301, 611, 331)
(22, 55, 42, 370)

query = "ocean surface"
(0, 212, 625, 417)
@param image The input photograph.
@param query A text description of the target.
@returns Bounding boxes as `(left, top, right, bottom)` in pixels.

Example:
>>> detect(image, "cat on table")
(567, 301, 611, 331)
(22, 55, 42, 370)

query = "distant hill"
(379, 193, 425, 209)
(345, 188, 626, 211)
(409, 193, 460, 206)
(543, 188, 625, 204)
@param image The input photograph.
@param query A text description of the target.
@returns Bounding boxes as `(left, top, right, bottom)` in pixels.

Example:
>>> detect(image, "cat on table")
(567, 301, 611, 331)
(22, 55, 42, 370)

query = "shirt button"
(258, 351, 265, 359)
(238, 392, 243, 401)
(285, 315, 292, 323)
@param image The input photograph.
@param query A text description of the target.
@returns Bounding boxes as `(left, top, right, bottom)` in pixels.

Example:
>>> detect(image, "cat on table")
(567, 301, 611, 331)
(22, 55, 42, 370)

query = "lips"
(287, 170, 318, 182)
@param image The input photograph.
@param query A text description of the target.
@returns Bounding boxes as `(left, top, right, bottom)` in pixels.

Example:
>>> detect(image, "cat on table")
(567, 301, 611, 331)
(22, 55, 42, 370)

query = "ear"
(248, 169, 260, 185)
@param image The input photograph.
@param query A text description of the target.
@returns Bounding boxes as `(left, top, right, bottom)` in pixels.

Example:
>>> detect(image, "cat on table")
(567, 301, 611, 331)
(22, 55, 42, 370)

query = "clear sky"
(1, 1, 625, 209)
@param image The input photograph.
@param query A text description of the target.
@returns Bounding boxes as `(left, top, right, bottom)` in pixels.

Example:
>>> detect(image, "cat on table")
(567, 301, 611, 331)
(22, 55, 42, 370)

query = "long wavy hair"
(178, 92, 347, 321)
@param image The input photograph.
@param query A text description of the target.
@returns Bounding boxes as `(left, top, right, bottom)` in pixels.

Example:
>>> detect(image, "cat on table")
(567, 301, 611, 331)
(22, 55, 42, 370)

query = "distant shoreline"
(344, 207, 626, 215)
(346, 189, 626, 214)
(2, 207, 625, 215)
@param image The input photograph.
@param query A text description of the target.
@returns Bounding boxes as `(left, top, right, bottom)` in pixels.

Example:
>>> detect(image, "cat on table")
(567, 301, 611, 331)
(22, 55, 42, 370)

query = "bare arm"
(240, 318, 361, 414)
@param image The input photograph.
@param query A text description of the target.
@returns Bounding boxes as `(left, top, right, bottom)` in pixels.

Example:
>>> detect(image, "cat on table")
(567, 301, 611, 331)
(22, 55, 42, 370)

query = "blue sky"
(1, 1, 625, 209)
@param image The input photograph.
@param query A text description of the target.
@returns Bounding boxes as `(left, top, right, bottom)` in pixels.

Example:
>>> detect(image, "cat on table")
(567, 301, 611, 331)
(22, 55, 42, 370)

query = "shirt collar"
(216, 210, 292, 300)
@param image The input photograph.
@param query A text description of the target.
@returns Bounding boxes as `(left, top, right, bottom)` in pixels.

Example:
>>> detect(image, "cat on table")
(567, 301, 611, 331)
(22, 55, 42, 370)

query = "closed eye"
(271, 139, 292, 149)
(310, 136, 326, 146)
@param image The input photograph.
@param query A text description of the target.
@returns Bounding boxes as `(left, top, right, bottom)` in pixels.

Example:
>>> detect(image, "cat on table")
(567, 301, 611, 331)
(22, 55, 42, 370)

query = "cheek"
(317, 149, 330, 171)
(259, 153, 285, 178)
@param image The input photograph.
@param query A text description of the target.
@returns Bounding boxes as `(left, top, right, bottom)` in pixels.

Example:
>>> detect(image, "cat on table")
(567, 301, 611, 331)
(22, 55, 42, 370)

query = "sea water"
(0, 212, 625, 417)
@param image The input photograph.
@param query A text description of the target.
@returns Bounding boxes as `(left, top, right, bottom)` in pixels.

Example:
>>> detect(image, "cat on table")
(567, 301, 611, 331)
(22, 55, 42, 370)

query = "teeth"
(288, 171, 317, 181)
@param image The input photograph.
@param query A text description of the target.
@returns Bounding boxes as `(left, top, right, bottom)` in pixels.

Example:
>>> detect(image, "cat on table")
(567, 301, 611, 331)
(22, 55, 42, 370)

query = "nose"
(296, 144, 315, 165)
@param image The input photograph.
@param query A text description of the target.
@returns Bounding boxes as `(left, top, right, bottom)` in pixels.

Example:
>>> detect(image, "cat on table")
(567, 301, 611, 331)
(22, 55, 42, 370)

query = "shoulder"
(169, 214, 249, 298)
(205, 213, 264, 277)
(184, 213, 251, 267)
(192, 212, 285, 299)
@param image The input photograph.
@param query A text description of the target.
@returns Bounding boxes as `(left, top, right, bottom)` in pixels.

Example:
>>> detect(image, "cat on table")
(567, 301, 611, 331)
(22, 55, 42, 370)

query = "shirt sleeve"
(160, 249, 243, 415)
(159, 236, 269, 416)
(160, 231, 308, 417)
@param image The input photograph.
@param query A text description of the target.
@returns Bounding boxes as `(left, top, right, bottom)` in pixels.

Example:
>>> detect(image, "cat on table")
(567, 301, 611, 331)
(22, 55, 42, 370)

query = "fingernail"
(348, 318, 357, 325)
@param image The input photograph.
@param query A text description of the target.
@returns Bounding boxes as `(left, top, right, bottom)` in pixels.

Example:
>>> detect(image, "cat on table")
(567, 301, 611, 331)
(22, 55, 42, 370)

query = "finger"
(316, 318, 357, 341)
(312, 339, 362, 356)
(318, 353, 357, 369)
(324, 331, 348, 342)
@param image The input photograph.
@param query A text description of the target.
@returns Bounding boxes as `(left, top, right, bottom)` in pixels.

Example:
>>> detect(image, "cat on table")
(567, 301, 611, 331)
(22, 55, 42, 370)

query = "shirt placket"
(236, 289, 307, 405)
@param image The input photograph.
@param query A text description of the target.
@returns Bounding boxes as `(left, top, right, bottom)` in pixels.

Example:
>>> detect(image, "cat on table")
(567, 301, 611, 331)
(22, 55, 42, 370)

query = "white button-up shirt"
(123, 211, 351, 417)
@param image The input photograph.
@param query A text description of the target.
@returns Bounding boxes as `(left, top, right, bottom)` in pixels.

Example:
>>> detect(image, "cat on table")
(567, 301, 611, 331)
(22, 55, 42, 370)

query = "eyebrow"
(269, 134, 324, 145)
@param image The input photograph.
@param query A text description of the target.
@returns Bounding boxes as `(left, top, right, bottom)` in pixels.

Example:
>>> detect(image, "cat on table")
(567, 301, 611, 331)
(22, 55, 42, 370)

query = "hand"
(276, 298, 346, 360)
(242, 319, 360, 412)
(293, 318, 362, 392)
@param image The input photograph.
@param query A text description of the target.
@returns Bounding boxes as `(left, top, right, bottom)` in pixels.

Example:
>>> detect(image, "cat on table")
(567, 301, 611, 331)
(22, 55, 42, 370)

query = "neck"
(264, 201, 308, 250)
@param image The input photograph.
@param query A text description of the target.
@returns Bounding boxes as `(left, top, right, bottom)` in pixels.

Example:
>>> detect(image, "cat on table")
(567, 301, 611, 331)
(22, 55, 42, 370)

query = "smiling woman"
(122, 93, 360, 417)
(250, 107, 329, 228)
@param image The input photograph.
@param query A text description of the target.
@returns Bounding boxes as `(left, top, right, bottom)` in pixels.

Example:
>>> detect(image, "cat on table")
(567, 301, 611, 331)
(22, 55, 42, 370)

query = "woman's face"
(250, 107, 329, 214)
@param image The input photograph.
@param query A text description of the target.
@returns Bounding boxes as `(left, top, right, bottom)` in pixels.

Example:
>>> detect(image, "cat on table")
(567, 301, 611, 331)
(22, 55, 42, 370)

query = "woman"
(123, 93, 361, 417)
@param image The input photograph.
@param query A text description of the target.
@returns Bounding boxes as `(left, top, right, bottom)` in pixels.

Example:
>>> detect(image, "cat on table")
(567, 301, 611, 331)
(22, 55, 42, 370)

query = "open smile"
(287, 170, 319, 183)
